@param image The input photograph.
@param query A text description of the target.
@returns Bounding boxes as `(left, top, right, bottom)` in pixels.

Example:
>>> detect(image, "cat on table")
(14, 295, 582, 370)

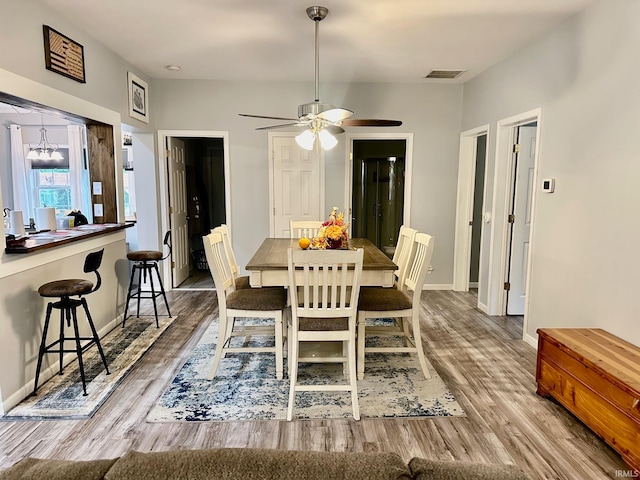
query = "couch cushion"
(105, 448, 411, 480)
(409, 458, 532, 480)
(0, 457, 117, 480)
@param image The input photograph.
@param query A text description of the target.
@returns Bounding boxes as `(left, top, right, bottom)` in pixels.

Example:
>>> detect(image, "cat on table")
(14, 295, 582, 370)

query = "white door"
(270, 135, 323, 237)
(167, 137, 189, 287)
(507, 125, 536, 315)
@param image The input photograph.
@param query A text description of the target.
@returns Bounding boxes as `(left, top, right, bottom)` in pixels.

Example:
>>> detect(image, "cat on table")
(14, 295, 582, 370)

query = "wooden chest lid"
(537, 328, 640, 397)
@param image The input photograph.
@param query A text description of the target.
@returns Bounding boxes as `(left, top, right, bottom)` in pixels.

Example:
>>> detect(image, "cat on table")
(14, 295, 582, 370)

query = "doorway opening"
(505, 122, 537, 315)
(158, 131, 230, 291)
(453, 125, 490, 311)
(349, 138, 408, 257)
(470, 134, 487, 289)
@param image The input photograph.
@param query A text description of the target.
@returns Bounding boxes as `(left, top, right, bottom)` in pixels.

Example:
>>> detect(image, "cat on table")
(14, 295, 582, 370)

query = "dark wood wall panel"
(86, 124, 117, 223)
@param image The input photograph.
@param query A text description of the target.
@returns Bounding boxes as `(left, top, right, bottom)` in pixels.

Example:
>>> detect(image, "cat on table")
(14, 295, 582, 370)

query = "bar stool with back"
(33, 248, 110, 396)
(123, 231, 172, 328)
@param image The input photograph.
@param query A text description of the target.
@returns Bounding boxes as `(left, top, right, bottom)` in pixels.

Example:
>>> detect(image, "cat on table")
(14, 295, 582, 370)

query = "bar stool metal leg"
(33, 303, 53, 395)
(82, 298, 110, 375)
(58, 305, 65, 374)
(70, 304, 88, 396)
(147, 263, 159, 328)
(122, 263, 137, 327)
(136, 264, 144, 318)
(153, 262, 172, 318)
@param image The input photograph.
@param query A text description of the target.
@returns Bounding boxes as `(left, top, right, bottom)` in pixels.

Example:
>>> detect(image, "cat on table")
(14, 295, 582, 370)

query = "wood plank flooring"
(0, 290, 630, 479)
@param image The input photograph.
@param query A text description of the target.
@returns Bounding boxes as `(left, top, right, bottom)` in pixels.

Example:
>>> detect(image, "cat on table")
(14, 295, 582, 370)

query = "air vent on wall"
(424, 69, 466, 79)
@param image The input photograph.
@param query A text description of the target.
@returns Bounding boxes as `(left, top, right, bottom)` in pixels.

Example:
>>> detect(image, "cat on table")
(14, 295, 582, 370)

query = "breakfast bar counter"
(5, 223, 132, 254)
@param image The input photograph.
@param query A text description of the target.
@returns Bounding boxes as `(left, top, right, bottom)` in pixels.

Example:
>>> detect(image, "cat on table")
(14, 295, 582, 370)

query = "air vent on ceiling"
(424, 69, 466, 79)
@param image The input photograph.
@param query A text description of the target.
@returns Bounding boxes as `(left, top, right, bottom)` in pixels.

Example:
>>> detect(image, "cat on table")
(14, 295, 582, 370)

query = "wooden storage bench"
(536, 328, 640, 472)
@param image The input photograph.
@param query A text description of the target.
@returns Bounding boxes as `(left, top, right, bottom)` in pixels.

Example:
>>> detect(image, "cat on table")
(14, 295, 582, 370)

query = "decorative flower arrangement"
(311, 207, 349, 249)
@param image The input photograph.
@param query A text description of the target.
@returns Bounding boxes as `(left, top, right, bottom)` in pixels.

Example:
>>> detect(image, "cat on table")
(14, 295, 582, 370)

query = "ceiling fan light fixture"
(318, 128, 337, 150)
(295, 129, 316, 150)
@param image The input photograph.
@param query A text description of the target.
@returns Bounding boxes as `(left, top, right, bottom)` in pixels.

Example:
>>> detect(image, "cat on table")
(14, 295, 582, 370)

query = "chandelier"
(26, 116, 63, 161)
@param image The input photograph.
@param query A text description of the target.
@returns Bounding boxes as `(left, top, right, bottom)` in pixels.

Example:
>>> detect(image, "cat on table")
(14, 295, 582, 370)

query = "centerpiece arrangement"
(310, 207, 349, 249)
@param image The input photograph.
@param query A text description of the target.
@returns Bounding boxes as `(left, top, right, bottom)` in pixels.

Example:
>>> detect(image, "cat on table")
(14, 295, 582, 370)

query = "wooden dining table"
(246, 237, 397, 288)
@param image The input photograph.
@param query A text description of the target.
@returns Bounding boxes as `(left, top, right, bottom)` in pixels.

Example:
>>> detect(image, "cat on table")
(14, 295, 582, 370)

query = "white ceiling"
(41, 0, 595, 84)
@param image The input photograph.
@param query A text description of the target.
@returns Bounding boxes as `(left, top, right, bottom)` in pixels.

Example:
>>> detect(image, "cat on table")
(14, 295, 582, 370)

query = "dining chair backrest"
(203, 231, 235, 309)
(288, 248, 364, 320)
(402, 232, 435, 309)
(289, 220, 323, 239)
(392, 225, 417, 284)
(212, 224, 240, 281)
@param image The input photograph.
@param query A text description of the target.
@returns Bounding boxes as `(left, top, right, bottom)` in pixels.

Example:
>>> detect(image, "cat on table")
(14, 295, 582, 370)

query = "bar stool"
(123, 231, 172, 328)
(34, 248, 110, 396)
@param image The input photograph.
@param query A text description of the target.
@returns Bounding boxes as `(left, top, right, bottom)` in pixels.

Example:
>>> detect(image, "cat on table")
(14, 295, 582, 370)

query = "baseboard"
(1, 314, 123, 415)
(477, 301, 489, 314)
(422, 284, 453, 290)
(469, 282, 478, 288)
(523, 332, 538, 349)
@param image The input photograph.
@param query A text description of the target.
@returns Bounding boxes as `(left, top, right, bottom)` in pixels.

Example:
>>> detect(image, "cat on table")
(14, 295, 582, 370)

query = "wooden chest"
(536, 328, 640, 472)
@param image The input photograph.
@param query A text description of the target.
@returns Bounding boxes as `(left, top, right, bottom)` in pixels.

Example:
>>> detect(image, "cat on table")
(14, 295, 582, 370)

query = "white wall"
(461, 0, 640, 347)
(151, 79, 463, 287)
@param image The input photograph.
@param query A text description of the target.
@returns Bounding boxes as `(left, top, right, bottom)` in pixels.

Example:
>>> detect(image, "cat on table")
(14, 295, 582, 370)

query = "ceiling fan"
(239, 5, 402, 151)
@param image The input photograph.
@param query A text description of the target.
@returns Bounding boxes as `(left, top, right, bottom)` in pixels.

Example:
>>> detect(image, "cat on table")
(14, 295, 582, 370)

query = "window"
(34, 168, 72, 215)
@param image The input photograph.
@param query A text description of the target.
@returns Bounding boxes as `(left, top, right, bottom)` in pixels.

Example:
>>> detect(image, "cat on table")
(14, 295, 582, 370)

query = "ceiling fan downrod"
(306, 6, 328, 103)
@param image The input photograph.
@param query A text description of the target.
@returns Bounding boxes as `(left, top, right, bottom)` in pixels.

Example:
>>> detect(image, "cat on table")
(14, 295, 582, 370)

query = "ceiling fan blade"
(341, 119, 403, 127)
(317, 108, 353, 122)
(255, 123, 306, 131)
(239, 113, 300, 122)
(325, 125, 345, 134)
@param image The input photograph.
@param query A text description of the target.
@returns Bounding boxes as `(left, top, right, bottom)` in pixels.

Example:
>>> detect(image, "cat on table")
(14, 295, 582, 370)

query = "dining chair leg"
(412, 316, 431, 379)
(402, 317, 412, 347)
(275, 311, 284, 380)
(208, 312, 230, 380)
(287, 333, 299, 421)
(348, 326, 360, 420)
(357, 312, 366, 380)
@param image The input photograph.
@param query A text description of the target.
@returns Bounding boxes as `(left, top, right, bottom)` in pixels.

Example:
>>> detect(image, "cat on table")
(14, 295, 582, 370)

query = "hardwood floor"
(176, 268, 214, 289)
(0, 290, 628, 479)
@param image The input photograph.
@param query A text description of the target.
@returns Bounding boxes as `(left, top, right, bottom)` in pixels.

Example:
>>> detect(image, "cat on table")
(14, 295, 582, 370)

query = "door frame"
(157, 130, 231, 290)
(343, 133, 414, 231)
(487, 108, 542, 344)
(453, 124, 490, 306)
(268, 131, 325, 237)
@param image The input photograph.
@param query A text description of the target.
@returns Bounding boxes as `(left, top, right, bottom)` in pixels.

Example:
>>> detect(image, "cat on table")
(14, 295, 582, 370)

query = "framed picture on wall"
(127, 72, 149, 123)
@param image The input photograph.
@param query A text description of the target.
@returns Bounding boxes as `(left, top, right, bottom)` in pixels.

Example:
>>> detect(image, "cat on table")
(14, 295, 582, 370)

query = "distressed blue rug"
(3, 316, 176, 420)
(147, 318, 465, 421)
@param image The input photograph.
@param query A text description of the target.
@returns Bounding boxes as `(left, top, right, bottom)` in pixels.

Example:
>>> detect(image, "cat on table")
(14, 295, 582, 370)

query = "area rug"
(3, 316, 177, 420)
(147, 318, 465, 421)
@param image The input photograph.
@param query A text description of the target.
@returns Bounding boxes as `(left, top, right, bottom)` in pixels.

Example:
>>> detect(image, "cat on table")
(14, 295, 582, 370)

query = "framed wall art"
(127, 72, 149, 123)
(43, 25, 86, 83)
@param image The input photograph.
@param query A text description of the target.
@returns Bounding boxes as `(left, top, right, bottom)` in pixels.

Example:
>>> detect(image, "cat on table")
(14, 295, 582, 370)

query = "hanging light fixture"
(26, 115, 63, 161)
(295, 118, 338, 151)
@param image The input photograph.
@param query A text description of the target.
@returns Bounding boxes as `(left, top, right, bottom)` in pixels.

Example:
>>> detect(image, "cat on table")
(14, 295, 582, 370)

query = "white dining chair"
(287, 247, 364, 421)
(212, 224, 251, 289)
(289, 220, 323, 239)
(391, 225, 417, 284)
(357, 232, 435, 380)
(203, 231, 287, 380)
